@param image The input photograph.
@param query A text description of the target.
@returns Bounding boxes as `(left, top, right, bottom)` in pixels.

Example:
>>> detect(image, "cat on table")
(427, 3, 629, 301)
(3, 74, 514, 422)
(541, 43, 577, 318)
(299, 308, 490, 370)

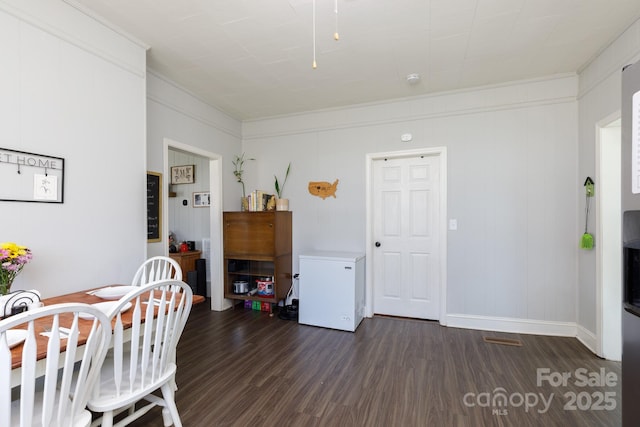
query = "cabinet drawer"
(168, 251, 201, 281)
(224, 213, 275, 256)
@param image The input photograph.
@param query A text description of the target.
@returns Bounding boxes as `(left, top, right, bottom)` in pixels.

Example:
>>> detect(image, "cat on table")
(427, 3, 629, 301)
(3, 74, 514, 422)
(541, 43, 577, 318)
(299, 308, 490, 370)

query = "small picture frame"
(193, 191, 210, 207)
(170, 165, 194, 184)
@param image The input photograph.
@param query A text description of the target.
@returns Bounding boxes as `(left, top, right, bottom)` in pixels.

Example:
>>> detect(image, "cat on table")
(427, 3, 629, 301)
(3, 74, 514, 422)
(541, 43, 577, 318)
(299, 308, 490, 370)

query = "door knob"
(375, 241, 381, 247)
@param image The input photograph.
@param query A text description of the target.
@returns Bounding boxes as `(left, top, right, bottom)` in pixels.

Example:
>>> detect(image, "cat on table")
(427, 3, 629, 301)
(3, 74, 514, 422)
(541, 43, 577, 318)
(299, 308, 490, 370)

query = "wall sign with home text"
(0, 147, 64, 203)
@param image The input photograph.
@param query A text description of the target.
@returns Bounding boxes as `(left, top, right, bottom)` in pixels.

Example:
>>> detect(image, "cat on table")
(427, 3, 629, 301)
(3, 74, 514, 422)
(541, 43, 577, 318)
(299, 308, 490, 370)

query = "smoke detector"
(406, 73, 421, 84)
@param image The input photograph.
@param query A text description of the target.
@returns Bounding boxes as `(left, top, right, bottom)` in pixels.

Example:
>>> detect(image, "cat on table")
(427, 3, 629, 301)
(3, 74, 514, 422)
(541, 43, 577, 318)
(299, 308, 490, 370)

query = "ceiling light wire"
(334, 0, 339, 41)
(312, 0, 317, 69)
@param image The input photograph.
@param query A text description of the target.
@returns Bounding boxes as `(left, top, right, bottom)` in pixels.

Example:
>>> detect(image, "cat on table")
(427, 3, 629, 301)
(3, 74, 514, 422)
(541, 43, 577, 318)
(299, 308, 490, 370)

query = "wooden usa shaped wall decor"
(308, 179, 339, 199)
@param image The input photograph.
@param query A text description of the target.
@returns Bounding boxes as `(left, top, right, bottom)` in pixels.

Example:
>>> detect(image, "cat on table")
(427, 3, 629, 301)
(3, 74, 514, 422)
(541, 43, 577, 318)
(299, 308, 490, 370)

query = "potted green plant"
(232, 153, 254, 211)
(274, 162, 291, 211)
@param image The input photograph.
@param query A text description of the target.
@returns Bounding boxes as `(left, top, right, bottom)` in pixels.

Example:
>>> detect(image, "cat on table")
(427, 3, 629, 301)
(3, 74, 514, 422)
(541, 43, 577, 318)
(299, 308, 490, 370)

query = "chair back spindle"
(89, 280, 193, 427)
(131, 256, 182, 287)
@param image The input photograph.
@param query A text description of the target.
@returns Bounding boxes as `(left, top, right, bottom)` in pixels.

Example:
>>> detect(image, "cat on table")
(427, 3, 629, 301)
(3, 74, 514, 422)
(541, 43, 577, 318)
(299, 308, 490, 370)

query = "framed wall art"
(0, 147, 65, 203)
(193, 192, 210, 207)
(170, 165, 194, 184)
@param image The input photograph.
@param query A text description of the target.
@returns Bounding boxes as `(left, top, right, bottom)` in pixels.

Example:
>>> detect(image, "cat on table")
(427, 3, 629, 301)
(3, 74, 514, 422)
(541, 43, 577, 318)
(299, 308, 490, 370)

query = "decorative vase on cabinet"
(223, 211, 292, 312)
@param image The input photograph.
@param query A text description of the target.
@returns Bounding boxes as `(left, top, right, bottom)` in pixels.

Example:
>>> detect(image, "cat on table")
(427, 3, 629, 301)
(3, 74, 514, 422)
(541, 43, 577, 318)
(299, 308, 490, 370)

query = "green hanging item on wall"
(585, 177, 595, 197)
(581, 177, 594, 250)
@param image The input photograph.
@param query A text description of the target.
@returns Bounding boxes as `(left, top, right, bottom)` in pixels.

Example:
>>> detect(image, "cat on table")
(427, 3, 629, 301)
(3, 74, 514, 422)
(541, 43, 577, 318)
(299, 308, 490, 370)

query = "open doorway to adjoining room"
(164, 138, 228, 312)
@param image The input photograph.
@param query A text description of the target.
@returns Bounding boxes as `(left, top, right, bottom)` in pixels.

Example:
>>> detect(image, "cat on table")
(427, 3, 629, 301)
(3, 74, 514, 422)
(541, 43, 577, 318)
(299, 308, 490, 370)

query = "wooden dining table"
(8, 285, 205, 386)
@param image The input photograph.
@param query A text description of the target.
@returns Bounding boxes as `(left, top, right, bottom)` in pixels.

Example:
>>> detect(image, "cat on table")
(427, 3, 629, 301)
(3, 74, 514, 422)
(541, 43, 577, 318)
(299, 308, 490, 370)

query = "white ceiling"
(68, 0, 640, 121)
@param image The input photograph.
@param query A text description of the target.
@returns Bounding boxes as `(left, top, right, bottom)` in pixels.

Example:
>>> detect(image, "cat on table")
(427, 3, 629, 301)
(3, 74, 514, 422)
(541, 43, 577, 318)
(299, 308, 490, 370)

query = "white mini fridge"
(298, 251, 365, 332)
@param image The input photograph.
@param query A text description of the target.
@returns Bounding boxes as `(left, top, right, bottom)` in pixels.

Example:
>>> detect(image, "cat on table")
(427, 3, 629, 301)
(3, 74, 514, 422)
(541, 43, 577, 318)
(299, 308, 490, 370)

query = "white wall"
(243, 75, 579, 330)
(577, 18, 640, 342)
(0, 0, 147, 297)
(7, 0, 631, 337)
(146, 71, 242, 309)
(146, 71, 242, 257)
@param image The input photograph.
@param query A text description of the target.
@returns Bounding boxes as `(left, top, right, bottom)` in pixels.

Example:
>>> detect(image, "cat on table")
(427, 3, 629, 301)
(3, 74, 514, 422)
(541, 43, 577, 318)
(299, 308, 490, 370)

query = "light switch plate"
(449, 219, 458, 230)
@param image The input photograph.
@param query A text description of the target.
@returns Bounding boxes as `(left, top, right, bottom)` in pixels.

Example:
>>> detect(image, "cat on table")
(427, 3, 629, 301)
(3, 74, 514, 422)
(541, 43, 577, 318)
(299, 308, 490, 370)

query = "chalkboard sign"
(147, 172, 162, 242)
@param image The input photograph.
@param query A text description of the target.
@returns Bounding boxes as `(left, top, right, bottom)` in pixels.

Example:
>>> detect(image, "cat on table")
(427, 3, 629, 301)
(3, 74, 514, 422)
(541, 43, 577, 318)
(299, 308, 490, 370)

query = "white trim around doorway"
(595, 112, 622, 361)
(163, 138, 230, 312)
(364, 147, 448, 324)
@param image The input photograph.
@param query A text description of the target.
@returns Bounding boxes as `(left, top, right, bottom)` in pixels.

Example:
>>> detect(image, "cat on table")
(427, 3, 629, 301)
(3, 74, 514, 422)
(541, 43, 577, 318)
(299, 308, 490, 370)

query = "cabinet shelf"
(223, 292, 278, 303)
(223, 211, 292, 312)
(224, 253, 274, 262)
(228, 270, 274, 278)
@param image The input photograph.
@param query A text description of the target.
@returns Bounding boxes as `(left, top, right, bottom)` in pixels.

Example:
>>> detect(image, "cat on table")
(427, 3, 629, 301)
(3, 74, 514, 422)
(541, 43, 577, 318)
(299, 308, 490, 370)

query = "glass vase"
(0, 278, 13, 296)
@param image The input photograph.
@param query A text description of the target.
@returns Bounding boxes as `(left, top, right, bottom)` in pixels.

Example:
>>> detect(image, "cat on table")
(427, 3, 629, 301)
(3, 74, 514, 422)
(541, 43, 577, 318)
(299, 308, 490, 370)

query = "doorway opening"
(164, 138, 228, 312)
(596, 114, 622, 360)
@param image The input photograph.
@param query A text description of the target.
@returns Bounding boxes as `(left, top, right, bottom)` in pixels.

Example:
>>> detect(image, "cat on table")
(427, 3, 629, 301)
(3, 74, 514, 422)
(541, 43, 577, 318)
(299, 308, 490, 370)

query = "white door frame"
(365, 147, 448, 323)
(163, 138, 229, 312)
(595, 112, 622, 360)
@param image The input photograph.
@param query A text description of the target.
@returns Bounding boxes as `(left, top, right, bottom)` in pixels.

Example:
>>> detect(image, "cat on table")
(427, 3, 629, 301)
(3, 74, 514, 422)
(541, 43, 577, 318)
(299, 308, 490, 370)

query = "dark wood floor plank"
(124, 301, 621, 426)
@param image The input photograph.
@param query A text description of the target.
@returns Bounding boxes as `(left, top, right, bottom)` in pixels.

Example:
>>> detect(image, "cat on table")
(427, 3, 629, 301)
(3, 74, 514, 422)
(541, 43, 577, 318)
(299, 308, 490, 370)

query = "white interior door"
(372, 155, 441, 319)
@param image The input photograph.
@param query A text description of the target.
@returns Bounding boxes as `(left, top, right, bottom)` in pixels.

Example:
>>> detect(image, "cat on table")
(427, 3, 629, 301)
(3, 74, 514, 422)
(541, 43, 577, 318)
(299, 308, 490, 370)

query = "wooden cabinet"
(223, 211, 292, 308)
(169, 250, 201, 282)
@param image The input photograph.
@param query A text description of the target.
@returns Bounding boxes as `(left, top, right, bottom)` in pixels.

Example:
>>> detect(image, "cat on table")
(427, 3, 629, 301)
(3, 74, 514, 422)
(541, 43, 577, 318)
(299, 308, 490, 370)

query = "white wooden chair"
(128, 257, 184, 402)
(130, 256, 182, 287)
(87, 280, 193, 427)
(0, 303, 111, 427)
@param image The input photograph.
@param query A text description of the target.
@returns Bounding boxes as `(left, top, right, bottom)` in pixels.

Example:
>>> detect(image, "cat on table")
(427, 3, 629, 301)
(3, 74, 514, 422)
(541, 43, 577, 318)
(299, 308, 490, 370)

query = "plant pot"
(275, 198, 289, 211)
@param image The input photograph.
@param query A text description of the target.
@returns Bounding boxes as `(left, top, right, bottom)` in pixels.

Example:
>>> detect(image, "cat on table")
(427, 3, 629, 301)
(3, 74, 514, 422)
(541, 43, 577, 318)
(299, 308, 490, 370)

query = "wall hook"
(584, 176, 595, 197)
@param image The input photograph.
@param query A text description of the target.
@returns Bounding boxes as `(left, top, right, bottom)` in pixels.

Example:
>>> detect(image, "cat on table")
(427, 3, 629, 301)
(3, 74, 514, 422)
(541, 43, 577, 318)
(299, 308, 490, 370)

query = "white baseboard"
(445, 313, 578, 337)
(575, 324, 598, 355)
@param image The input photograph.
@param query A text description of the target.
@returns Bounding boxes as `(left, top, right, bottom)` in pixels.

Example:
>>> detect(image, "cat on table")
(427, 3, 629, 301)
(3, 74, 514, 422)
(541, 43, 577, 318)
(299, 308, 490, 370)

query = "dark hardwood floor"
(127, 300, 621, 426)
